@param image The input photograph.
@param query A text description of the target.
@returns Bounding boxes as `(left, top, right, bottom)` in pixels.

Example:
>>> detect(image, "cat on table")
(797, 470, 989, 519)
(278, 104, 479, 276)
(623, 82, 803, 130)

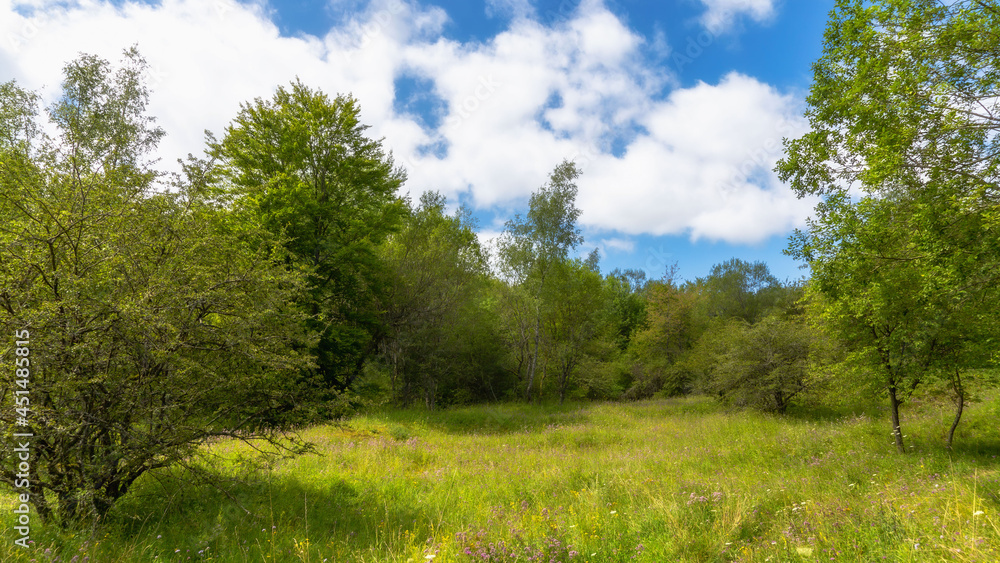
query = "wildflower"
(974, 511, 985, 517)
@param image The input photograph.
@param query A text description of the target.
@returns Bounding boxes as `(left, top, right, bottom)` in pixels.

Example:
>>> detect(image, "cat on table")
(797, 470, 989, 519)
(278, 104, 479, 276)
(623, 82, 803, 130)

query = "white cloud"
(698, 0, 777, 34)
(577, 72, 816, 243)
(600, 237, 635, 253)
(0, 0, 812, 245)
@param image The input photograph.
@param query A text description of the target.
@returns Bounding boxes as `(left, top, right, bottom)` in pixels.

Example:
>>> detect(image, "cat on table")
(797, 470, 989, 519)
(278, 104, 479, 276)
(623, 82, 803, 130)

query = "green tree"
(777, 0, 1000, 452)
(541, 257, 612, 403)
(0, 51, 312, 524)
(490, 280, 533, 397)
(703, 315, 813, 414)
(699, 258, 781, 324)
(626, 275, 704, 399)
(605, 268, 648, 352)
(378, 192, 504, 407)
(211, 80, 407, 396)
(496, 160, 583, 401)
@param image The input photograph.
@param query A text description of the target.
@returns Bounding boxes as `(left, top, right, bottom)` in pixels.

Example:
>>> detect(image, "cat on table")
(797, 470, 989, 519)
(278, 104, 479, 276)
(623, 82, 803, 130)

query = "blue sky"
(0, 0, 835, 282)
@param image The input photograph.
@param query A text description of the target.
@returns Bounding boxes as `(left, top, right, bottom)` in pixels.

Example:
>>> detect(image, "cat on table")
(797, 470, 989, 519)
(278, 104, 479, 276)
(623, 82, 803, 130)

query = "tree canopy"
(0, 50, 313, 524)
(210, 80, 407, 397)
(777, 0, 1000, 451)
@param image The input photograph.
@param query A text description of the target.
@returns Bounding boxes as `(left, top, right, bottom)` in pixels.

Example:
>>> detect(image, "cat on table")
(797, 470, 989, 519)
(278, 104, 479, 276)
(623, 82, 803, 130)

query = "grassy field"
(1, 395, 999, 562)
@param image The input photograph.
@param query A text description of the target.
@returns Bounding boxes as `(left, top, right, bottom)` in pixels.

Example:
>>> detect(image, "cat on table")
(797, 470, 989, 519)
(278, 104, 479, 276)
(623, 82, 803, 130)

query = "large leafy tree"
(0, 50, 312, 524)
(378, 192, 505, 407)
(702, 315, 813, 414)
(541, 257, 611, 404)
(605, 268, 649, 352)
(496, 161, 583, 400)
(777, 0, 1000, 452)
(211, 81, 407, 395)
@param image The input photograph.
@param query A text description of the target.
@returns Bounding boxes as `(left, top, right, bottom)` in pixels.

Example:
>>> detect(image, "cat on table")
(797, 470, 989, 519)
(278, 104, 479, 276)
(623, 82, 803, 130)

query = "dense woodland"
(2, 0, 1000, 527)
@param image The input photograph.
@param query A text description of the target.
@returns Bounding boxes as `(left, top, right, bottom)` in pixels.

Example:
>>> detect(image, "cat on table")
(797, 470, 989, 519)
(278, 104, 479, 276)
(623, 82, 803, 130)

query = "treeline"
(370, 174, 811, 411)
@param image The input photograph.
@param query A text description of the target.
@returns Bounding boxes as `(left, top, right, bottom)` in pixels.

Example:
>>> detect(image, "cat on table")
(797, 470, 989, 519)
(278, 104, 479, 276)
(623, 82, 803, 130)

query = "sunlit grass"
(1, 395, 998, 561)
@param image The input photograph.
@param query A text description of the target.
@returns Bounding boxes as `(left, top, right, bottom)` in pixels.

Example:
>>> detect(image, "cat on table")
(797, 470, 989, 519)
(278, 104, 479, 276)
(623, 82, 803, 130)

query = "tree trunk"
(888, 383, 905, 453)
(946, 368, 964, 450)
(525, 303, 541, 401)
(559, 366, 567, 405)
(28, 440, 52, 523)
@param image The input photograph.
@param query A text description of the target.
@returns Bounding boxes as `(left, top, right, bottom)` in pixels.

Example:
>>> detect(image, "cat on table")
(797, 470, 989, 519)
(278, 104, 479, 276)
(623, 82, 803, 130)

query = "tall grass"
(1, 395, 998, 561)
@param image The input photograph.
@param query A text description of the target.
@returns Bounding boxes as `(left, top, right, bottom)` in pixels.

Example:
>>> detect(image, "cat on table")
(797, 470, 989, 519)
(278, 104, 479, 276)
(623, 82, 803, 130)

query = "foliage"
(776, 0, 1000, 451)
(625, 277, 704, 399)
(540, 257, 614, 403)
(377, 191, 506, 407)
(702, 315, 813, 413)
(210, 80, 407, 396)
(698, 258, 784, 324)
(495, 160, 584, 400)
(604, 268, 649, 352)
(0, 50, 313, 524)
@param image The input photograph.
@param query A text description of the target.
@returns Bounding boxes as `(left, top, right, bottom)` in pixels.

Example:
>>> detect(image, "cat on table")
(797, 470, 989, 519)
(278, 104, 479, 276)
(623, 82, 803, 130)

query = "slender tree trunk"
(388, 340, 399, 401)
(946, 368, 964, 450)
(559, 363, 569, 405)
(888, 383, 905, 453)
(28, 439, 52, 523)
(525, 302, 541, 401)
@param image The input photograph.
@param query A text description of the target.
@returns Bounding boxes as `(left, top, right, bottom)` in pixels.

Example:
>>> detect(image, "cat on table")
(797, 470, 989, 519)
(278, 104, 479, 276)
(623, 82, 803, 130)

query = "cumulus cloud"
(0, 0, 812, 245)
(578, 72, 814, 243)
(698, 0, 777, 34)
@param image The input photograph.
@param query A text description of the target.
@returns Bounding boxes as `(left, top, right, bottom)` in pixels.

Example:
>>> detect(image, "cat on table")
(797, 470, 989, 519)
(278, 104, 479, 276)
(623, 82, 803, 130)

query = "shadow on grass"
(95, 463, 434, 561)
(372, 400, 593, 436)
(783, 400, 885, 423)
(948, 438, 1000, 459)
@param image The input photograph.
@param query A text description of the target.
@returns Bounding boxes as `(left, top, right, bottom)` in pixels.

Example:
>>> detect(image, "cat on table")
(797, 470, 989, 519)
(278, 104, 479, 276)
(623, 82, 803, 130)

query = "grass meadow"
(1, 395, 999, 562)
